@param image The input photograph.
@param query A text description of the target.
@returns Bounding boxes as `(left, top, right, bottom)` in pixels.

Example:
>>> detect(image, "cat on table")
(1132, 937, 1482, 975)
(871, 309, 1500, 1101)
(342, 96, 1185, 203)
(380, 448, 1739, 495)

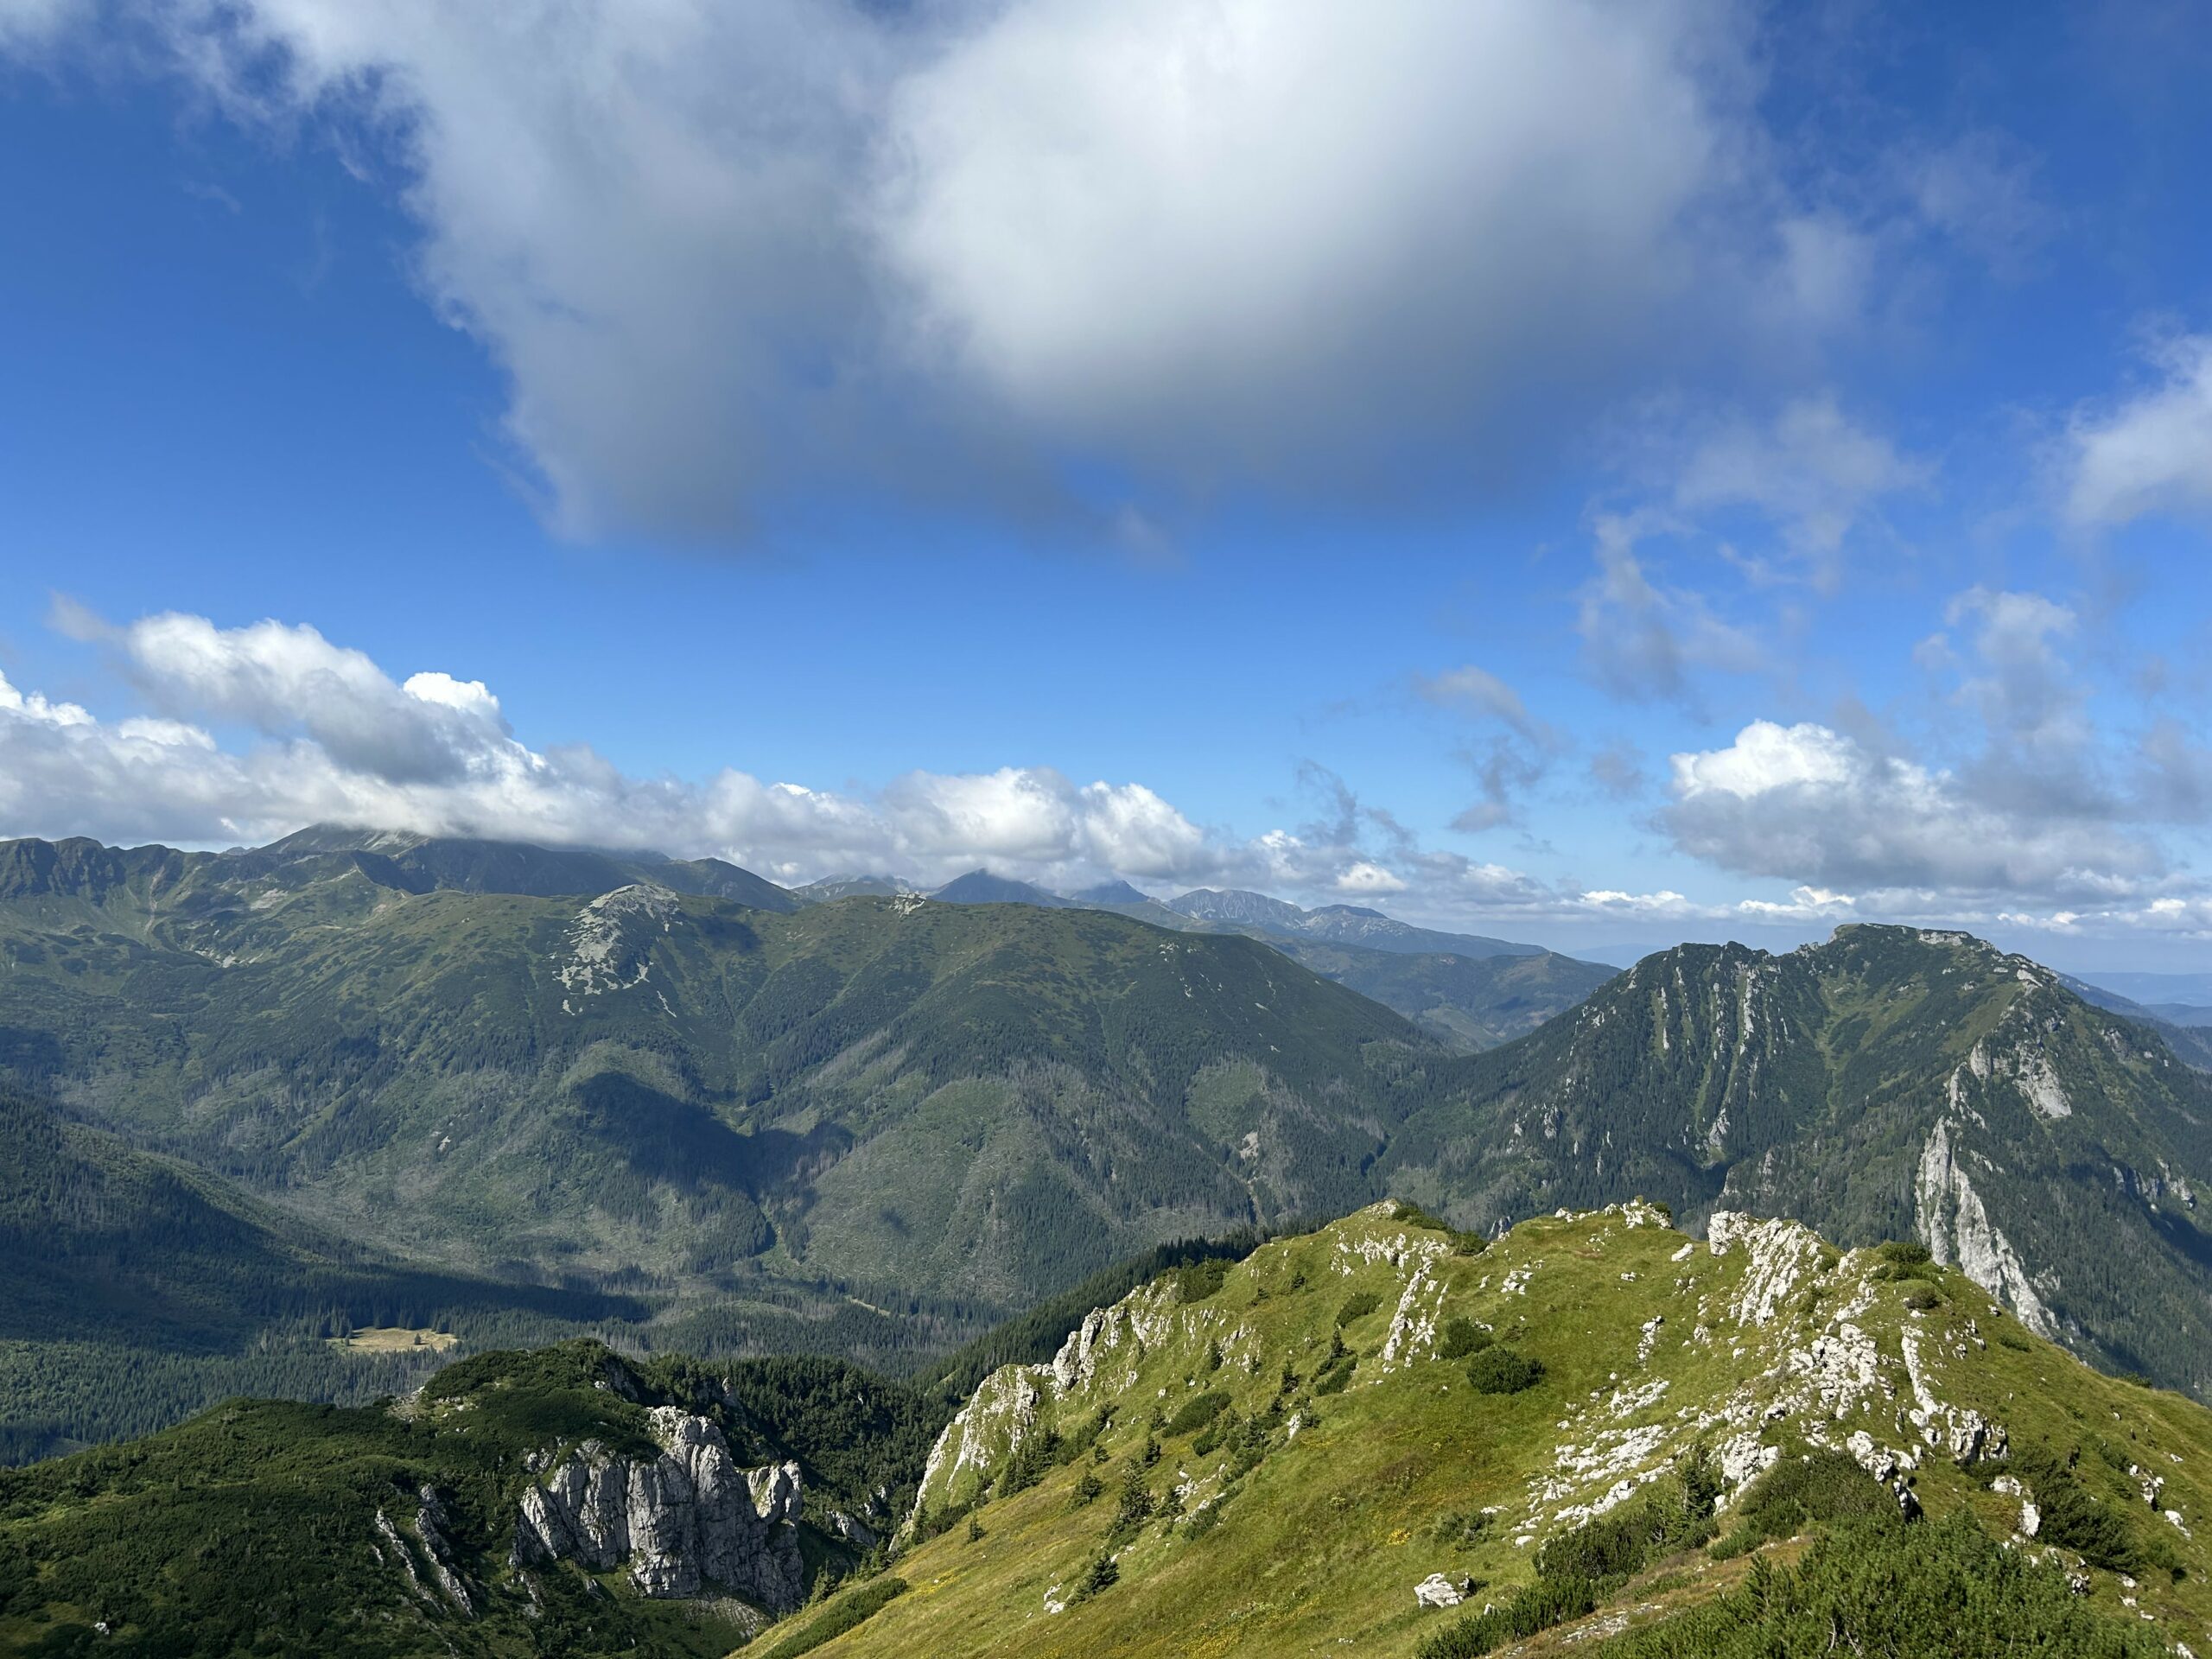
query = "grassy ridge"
(791, 1201, 2212, 1657)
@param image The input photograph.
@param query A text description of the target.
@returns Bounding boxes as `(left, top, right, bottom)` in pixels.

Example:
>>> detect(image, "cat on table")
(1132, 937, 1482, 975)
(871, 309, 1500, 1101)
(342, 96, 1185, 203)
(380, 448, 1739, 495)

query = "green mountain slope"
(12, 1202, 2202, 1659)
(1262, 937, 1617, 1051)
(0, 834, 1423, 1343)
(2063, 971, 2212, 1071)
(798, 1201, 2212, 1658)
(1380, 925, 2212, 1399)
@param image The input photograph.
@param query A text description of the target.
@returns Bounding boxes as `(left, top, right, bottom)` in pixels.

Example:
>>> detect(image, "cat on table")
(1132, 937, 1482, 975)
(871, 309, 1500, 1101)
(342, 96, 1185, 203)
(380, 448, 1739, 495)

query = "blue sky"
(3, 1, 2212, 969)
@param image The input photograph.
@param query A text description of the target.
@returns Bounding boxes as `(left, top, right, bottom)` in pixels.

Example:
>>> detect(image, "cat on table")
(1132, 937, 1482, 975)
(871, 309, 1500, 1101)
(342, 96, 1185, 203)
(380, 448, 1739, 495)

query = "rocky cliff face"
(513, 1404, 805, 1611)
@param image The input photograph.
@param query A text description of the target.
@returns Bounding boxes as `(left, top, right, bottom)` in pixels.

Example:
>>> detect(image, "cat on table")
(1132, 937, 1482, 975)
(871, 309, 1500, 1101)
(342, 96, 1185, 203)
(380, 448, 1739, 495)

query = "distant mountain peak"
(1066, 879, 1151, 905)
(931, 870, 1073, 907)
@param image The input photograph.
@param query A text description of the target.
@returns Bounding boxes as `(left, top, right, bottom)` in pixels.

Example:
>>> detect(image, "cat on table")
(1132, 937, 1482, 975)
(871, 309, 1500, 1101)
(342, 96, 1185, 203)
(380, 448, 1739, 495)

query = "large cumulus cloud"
(3, 0, 1864, 541)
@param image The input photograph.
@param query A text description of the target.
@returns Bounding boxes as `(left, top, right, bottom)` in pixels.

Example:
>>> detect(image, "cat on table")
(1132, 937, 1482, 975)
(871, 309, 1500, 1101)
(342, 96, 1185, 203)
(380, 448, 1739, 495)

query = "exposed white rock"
(512, 1408, 804, 1611)
(1414, 1573, 1465, 1608)
(1844, 1430, 1900, 1484)
(556, 884, 678, 1006)
(917, 1366, 1050, 1511)
(2015, 1051, 2073, 1120)
(1052, 1308, 1116, 1391)
(1608, 1379, 1669, 1420)
(1716, 1432, 1781, 1497)
(1379, 1262, 1446, 1372)
(1785, 1321, 1886, 1419)
(1707, 1214, 1822, 1326)
(1914, 1120, 2058, 1337)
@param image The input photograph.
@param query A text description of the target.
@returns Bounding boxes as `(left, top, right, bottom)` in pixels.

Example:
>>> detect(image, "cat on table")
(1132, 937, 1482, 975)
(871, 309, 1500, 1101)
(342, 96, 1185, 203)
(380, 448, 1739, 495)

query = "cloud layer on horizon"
(10, 601, 2212, 943)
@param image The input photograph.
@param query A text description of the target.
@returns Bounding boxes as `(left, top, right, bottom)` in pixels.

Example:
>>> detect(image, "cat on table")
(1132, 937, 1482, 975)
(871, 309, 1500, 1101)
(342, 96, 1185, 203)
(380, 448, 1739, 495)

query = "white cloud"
(1671, 393, 1929, 585)
(2065, 334, 2212, 529)
(0, 607, 1391, 901)
(1574, 513, 1766, 705)
(1414, 665, 1548, 741)
(1734, 884, 1854, 920)
(1334, 861, 1407, 896)
(1664, 718, 2165, 902)
(876, 0, 1760, 482)
(0, 615, 1652, 928)
(19, 606, 2212, 942)
(10, 0, 1876, 541)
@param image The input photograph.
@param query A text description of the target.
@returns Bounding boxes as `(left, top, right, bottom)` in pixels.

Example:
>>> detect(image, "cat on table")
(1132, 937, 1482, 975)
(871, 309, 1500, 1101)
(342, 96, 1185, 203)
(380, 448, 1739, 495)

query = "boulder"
(1414, 1573, 1465, 1608)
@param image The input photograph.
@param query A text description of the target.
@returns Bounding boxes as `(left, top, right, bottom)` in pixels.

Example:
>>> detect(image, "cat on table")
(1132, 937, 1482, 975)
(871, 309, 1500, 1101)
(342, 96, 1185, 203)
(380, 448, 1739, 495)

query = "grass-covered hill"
(1381, 925, 2212, 1400)
(20, 1203, 2201, 1657)
(0, 1339, 940, 1658)
(786, 1200, 2212, 1659)
(13, 828, 2212, 1433)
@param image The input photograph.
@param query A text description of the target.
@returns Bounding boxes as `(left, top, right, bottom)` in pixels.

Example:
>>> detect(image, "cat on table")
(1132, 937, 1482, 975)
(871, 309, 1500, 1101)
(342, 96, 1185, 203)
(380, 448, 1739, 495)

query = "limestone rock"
(1415, 1573, 1465, 1608)
(512, 1408, 804, 1612)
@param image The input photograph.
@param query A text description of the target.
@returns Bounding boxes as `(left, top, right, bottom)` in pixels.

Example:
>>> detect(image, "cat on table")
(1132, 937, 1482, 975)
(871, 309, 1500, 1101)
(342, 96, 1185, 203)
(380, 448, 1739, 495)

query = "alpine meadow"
(8, 2, 2212, 1654)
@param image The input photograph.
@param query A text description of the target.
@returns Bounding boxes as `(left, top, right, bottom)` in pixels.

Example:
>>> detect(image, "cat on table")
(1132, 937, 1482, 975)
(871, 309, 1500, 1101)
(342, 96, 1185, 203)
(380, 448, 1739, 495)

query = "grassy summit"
(793, 1200, 2212, 1657)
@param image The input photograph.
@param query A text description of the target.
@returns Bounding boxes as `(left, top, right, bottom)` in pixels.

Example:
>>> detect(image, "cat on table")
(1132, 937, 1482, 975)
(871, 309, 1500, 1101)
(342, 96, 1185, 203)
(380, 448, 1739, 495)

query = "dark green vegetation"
(1265, 938, 1618, 1052)
(1461, 1345, 1542, 1395)
(2062, 971, 2212, 1071)
(1590, 1514, 2166, 1658)
(9, 823, 2212, 1478)
(0, 1081, 642, 1459)
(0, 1340, 936, 1657)
(1380, 925, 2212, 1398)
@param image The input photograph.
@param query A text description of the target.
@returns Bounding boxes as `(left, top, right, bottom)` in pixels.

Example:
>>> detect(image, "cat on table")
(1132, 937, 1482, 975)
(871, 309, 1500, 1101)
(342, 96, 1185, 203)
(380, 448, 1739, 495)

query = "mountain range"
(6, 826, 2212, 1456)
(912, 868, 1617, 1049)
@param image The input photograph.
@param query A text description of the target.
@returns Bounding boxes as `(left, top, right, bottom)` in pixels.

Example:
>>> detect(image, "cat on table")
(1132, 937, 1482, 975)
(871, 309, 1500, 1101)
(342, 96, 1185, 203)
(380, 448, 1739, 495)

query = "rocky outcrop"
(1414, 1573, 1465, 1607)
(374, 1484, 481, 1617)
(512, 1406, 804, 1611)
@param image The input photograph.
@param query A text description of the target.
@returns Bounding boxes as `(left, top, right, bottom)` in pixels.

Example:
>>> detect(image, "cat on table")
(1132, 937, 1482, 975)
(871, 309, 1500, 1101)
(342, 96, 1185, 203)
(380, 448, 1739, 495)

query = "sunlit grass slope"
(787, 1200, 2212, 1658)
